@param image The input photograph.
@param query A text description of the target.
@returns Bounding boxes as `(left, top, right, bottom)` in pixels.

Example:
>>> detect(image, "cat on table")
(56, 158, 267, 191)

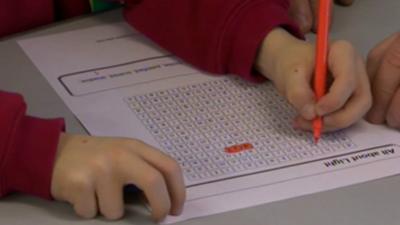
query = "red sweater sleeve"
(123, 0, 303, 82)
(0, 91, 64, 199)
(0, 0, 90, 38)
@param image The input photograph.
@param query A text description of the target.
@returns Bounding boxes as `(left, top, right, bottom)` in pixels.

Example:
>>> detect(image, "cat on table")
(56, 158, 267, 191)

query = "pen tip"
(314, 136, 320, 144)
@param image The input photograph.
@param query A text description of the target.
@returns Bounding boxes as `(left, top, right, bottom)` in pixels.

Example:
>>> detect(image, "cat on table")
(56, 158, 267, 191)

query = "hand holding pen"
(255, 0, 371, 135)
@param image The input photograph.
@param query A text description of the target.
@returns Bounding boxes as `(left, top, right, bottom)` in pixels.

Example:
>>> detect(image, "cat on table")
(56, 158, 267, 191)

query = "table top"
(1, 1, 400, 224)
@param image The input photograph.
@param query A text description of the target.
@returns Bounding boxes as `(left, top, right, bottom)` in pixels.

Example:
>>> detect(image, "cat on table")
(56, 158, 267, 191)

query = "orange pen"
(313, 0, 331, 143)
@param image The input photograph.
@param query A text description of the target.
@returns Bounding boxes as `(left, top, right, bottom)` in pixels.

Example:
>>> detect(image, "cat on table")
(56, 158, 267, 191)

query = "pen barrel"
(314, 0, 331, 100)
(313, 0, 331, 142)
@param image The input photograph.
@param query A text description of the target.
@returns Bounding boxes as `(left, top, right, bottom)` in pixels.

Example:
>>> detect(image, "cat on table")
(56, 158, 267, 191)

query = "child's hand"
(366, 32, 400, 128)
(255, 28, 372, 132)
(51, 133, 185, 222)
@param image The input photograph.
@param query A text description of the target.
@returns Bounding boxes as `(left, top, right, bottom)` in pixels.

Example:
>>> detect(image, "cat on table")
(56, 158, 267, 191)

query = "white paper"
(19, 22, 400, 224)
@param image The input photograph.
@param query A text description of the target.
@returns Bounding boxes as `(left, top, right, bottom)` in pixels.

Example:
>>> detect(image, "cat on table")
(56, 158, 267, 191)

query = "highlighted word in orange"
(224, 143, 254, 154)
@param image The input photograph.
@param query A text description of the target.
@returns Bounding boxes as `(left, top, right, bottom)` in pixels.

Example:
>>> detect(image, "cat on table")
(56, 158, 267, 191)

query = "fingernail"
(301, 104, 316, 120)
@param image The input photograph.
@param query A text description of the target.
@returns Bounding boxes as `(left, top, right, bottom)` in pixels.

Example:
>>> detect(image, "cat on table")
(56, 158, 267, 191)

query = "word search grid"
(124, 76, 356, 186)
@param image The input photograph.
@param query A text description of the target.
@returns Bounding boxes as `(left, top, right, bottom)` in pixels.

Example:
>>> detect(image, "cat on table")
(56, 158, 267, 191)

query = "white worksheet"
(19, 22, 400, 224)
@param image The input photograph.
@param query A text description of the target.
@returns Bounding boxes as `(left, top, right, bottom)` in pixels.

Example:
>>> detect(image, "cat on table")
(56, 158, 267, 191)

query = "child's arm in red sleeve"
(123, 0, 303, 82)
(0, 91, 64, 199)
(0, 0, 90, 38)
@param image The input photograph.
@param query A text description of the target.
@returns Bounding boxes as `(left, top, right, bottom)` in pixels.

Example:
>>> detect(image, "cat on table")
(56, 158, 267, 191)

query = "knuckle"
(107, 146, 130, 163)
(51, 179, 67, 200)
(90, 156, 113, 178)
(333, 40, 353, 49)
(68, 174, 92, 193)
(143, 170, 164, 188)
(163, 158, 182, 176)
(331, 40, 355, 55)
(90, 147, 131, 177)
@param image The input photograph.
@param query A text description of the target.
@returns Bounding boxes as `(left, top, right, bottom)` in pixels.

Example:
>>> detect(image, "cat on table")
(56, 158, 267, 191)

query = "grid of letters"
(125, 77, 356, 185)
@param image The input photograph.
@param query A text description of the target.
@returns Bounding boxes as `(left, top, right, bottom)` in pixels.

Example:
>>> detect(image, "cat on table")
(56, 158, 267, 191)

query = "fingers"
(96, 140, 185, 221)
(289, 0, 313, 33)
(285, 41, 366, 132)
(366, 35, 400, 124)
(52, 134, 185, 221)
(132, 141, 186, 216)
(316, 41, 357, 116)
(367, 34, 399, 80)
(95, 174, 124, 220)
(118, 149, 172, 222)
(67, 175, 98, 219)
(386, 88, 400, 128)
(321, 57, 371, 130)
(295, 58, 371, 131)
(285, 65, 316, 120)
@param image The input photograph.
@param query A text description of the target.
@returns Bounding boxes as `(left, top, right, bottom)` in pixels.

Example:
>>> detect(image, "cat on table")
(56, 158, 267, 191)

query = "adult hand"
(289, 0, 355, 34)
(366, 32, 400, 128)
